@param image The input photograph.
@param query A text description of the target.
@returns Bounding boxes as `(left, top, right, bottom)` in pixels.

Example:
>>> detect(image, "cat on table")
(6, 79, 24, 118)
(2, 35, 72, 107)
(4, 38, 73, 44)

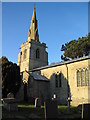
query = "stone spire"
(32, 5, 36, 20)
(28, 5, 39, 42)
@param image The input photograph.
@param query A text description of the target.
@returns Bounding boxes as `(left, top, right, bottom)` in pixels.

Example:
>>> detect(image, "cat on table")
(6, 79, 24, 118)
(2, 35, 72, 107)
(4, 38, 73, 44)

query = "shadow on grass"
(2, 104, 81, 119)
(2, 106, 45, 119)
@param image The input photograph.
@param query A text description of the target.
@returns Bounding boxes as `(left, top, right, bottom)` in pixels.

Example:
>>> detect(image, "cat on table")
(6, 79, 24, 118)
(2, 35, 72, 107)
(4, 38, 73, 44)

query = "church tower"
(17, 6, 48, 72)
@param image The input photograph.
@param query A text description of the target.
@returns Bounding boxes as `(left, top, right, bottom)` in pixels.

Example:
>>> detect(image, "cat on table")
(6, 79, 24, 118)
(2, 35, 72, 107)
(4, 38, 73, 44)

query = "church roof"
(30, 56, 90, 72)
(31, 73, 49, 81)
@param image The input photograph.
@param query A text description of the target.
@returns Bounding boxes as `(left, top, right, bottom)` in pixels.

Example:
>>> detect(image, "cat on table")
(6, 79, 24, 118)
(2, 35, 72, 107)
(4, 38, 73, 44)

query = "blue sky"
(2, 2, 88, 64)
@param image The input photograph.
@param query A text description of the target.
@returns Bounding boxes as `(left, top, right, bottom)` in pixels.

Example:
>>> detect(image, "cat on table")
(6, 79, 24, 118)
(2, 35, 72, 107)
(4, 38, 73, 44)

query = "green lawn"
(18, 103, 76, 109)
(2, 103, 81, 119)
(58, 105, 68, 109)
(18, 103, 45, 109)
(18, 104, 35, 108)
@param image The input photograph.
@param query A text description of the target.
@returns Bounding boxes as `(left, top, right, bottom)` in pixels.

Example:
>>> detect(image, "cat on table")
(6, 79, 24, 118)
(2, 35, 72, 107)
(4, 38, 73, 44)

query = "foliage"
(0, 56, 21, 98)
(61, 33, 90, 60)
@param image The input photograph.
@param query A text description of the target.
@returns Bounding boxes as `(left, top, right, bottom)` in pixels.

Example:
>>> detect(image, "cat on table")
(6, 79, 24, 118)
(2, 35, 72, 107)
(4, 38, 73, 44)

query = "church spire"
(28, 5, 39, 42)
(32, 5, 36, 20)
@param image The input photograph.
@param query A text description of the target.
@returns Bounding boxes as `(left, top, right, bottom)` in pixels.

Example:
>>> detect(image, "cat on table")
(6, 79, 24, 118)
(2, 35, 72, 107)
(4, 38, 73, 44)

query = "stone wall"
(17, 41, 30, 72)
(31, 56, 90, 106)
(67, 59, 88, 106)
(39, 64, 68, 105)
(15, 82, 24, 102)
(29, 40, 48, 70)
(18, 40, 48, 72)
(28, 76, 50, 101)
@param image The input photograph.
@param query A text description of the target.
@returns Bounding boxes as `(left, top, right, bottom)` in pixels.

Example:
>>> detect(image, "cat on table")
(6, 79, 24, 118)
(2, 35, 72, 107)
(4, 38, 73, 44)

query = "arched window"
(36, 49, 39, 59)
(81, 70, 85, 86)
(55, 74, 58, 88)
(24, 49, 27, 59)
(85, 69, 89, 86)
(59, 73, 62, 87)
(89, 68, 90, 86)
(77, 70, 81, 87)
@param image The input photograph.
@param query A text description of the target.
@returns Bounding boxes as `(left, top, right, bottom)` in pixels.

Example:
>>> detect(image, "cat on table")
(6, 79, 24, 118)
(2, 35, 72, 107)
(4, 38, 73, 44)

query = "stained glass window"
(77, 70, 81, 87)
(81, 70, 85, 86)
(89, 69, 90, 86)
(85, 69, 89, 86)
(55, 74, 58, 88)
(59, 73, 62, 87)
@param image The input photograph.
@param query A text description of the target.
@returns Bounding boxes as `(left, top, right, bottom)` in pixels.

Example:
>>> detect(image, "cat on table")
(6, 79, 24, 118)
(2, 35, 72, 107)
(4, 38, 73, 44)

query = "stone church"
(17, 6, 90, 106)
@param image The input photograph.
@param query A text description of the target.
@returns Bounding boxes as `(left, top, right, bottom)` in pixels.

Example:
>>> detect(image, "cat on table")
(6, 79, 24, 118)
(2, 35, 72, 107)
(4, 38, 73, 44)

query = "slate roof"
(31, 73, 49, 81)
(30, 56, 90, 72)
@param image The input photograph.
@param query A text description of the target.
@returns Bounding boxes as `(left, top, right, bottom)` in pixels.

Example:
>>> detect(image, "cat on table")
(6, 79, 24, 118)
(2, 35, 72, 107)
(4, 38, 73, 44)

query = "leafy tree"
(61, 33, 90, 61)
(0, 56, 21, 98)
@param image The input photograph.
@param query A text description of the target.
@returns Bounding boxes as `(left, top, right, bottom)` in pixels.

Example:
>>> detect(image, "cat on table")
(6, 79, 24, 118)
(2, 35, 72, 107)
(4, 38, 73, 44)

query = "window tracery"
(77, 67, 90, 87)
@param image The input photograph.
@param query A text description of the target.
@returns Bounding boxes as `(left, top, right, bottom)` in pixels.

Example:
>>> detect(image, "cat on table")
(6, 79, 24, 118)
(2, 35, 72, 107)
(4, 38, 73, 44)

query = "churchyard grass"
(2, 103, 81, 119)
(58, 105, 68, 109)
(18, 104, 35, 108)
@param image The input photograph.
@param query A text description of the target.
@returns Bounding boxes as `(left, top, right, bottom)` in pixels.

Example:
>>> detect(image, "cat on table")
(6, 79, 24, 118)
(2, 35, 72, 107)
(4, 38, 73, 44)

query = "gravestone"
(7, 93, 14, 98)
(82, 103, 90, 119)
(1, 93, 18, 111)
(44, 99, 58, 119)
(35, 98, 41, 108)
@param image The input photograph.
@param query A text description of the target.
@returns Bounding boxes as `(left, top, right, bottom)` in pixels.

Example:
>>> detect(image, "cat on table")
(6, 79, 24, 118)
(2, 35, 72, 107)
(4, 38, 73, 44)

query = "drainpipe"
(65, 64, 69, 98)
(66, 64, 72, 107)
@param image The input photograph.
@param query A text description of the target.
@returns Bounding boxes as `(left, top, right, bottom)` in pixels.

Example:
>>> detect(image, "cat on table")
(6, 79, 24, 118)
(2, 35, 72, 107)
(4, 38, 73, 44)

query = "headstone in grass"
(35, 98, 41, 108)
(7, 93, 14, 98)
(44, 99, 58, 119)
(1, 93, 18, 111)
(82, 103, 90, 119)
